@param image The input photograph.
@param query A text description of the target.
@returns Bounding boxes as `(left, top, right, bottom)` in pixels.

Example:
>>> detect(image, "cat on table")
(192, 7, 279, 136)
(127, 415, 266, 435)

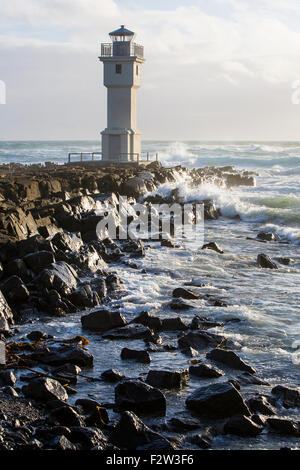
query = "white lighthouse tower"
(99, 25, 145, 162)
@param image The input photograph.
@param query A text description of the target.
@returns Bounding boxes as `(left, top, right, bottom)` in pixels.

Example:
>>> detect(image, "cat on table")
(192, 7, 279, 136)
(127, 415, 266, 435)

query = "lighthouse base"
(101, 128, 141, 162)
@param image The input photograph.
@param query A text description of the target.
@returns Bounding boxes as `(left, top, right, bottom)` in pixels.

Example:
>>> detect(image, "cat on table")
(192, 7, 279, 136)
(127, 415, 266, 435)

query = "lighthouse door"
(109, 135, 121, 160)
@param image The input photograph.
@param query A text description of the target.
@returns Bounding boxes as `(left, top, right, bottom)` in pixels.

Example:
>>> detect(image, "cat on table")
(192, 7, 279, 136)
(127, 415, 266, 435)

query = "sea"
(1, 140, 300, 449)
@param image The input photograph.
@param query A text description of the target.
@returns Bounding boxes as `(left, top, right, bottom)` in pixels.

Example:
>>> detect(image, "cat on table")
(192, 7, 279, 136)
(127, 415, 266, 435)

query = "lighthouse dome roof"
(109, 25, 135, 36)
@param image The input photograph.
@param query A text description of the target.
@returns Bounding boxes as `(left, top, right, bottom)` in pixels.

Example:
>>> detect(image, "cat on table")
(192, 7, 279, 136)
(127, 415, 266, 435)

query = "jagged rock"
(69, 426, 108, 450)
(189, 363, 224, 378)
(50, 406, 82, 427)
(85, 407, 110, 428)
(22, 377, 68, 403)
(111, 411, 173, 450)
(189, 315, 222, 330)
(224, 414, 263, 437)
(271, 385, 300, 408)
(115, 380, 166, 414)
(119, 177, 148, 198)
(51, 435, 77, 451)
(101, 369, 125, 382)
(23, 250, 55, 273)
(37, 261, 78, 296)
(169, 298, 195, 310)
(226, 174, 256, 187)
(247, 396, 275, 416)
(172, 288, 200, 300)
(186, 382, 250, 418)
(75, 398, 102, 414)
(102, 324, 153, 340)
(121, 348, 151, 364)
(28, 345, 93, 367)
(70, 285, 100, 309)
(81, 309, 126, 331)
(6, 258, 33, 283)
(202, 242, 224, 254)
(0, 371, 16, 387)
(257, 253, 278, 269)
(206, 349, 256, 374)
(0, 289, 14, 332)
(146, 369, 189, 389)
(131, 311, 163, 331)
(51, 231, 83, 252)
(161, 317, 188, 330)
(27, 330, 49, 341)
(69, 245, 107, 273)
(267, 417, 299, 435)
(1, 275, 29, 303)
(178, 331, 223, 352)
(257, 232, 279, 242)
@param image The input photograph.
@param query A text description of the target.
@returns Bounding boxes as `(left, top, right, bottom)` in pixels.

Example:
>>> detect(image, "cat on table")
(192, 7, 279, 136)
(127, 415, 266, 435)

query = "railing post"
(156, 153, 158, 162)
(68, 153, 71, 163)
(80, 153, 83, 162)
(92, 153, 95, 161)
(147, 152, 149, 161)
(137, 154, 140, 165)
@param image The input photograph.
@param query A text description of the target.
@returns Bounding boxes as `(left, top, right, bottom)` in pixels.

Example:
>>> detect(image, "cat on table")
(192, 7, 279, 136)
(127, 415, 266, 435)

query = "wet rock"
(257, 253, 278, 269)
(224, 414, 263, 437)
(172, 287, 200, 300)
(181, 346, 199, 357)
(85, 407, 110, 428)
(101, 369, 125, 382)
(271, 385, 300, 408)
(247, 396, 275, 416)
(115, 380, 166, 414)
(0, 371, 16, 387)
(189, 363, 224, 378)
(161, 239, 175, 248)
(50, 406, 82, 427)
(131, 311, 162, 331)
(70, 285, 100, 309)
(81, 309, 126, 332)
(1, 275, 29, 303)
(6, 258, 33, 283)
(189, 432, 212, 449)
(102, 324, 153, 340)
(69, 426, 108, 450)
(251, 414, 267, 427)
(51, 231, 83, 252)
(23, 251, 55, 273)
(75, 398, 102, 414)
(37, 261, 78, 296)
(226, 174, 256, 187)
(186, 382, 250, 418)
(275, 257, 292, 266)
(0, 289, 14, 332)
(22, 377, 68, 403)
(179, 331, 223, 352)
(189, 315, 222, 330)
(237, 372, 270, 386)
(121, 348, 151, 364)
(169, 298, 195, 311)
(111, 411, 173, 450)
(146, 369, 189, 389)
(27, 330, 49, 341)
(52, 364, 81, 384)
(51, 435, 77, 451)
(1, 386, 18, 397)
(267, 417, 299, 435)
(69, 245, 107, 273)
(206, 348, 256, 374)
(257, 232, 279, 242)
(29, 345, 93, 367)
(202, 242, 224, 254)
(168, 416, 201, 431)
(161, 317, 188, 330)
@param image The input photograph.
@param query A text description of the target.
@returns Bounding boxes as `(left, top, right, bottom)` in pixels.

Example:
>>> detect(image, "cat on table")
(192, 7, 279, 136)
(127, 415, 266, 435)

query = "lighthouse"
(99, 25, 145, 162)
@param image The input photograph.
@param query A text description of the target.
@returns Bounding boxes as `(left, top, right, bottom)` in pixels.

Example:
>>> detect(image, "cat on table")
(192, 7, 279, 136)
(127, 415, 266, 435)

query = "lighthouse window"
(116, 64, 122, 74)
(136, 66, 139, 75)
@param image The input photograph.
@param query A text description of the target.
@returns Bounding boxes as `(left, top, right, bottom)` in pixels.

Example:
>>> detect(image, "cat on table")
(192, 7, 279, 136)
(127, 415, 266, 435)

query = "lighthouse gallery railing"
(100, 42, 144, 59)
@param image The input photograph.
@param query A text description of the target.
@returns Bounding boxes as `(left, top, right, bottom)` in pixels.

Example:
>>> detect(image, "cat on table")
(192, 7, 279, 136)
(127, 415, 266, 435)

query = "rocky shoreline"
(0, 162, 299, 451)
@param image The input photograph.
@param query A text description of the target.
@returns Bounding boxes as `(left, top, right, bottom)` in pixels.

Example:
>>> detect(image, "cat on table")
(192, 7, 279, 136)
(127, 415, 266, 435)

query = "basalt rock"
(28, 345, 94, 368)
(267, 417, 299, 435)
(247, 395, 275, 416)
(51, 231, 83, 253)
(81, 309, 127, 332)
(202, 242, 224, 254)
(206, 348, 256, 374)
(23, 250, 55, 274)
(121, 348, 151, 364)
(178, 331, 223, 352)
(271, 385, 300, 408)
(169, 298, 195, 311)
(22, 377, 68, 403)
(101, 369, 126, 382)
(102, 324, 153, 340)
(37, 261, 78, 296)
(172, 287, 200, 300)
(146, 369, 189, 389)
(50, 406, 82, 427)
(115, 380, 166, 414)
(224, 414, 263, 437)
(0, 289, 14, 332)
(257, 253, 278, 270)
(0, 275, 30, 303)
(189, 363, 224, 378)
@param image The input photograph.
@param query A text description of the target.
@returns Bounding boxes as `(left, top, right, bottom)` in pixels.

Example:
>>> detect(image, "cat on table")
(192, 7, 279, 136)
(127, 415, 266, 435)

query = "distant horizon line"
(1, 139, 300, 143)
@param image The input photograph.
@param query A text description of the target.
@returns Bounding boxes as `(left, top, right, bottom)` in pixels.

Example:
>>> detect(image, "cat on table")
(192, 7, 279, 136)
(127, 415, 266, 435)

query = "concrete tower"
(100, 25, 145, 162)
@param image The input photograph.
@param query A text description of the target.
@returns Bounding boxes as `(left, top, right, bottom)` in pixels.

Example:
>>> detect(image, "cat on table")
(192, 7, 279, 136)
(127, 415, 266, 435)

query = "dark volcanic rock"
(202, 242, 224, 254)
(37, 261, 78, 296)
(161, 317, 188, 330)
(267, 417, 299, 435)
(102, 324, 152, 340)
(23, 250, 55, 273)
(179, 331, 223, 352)
(206, 348, 256, 374)
(247, 396, 275, 416)
(101, 369, 125, 382)
(172, 287, 200, 299)
(257, 232, 279, 242)
(115, 380, 166, 414)
(131, 311, 162, 331)
(81, 309, 126, 331)
(29, 345, 93, 367)
(22, 377, 68, 403)
(121, 348, 151, 364)
(75, 398, 102, 414)
(257, 253, 278, 269)
(69, 426, 108, 450)
(224, 414, 263, 437)
(1, 275, 29, 303)
(50, 406, 82, 427)
(271, 385, 300, 408)
(189, 363, 224, 378)
(0, 370, 16, 387)
(146, 369, 189, 389)
(0, 288, 14, 332)
(51, 231, 83, 252)
(111, 411, 173, 450)
(186, 382, 250, 418)
(169, 298, 195, 311)
(27, 330, 48, 341)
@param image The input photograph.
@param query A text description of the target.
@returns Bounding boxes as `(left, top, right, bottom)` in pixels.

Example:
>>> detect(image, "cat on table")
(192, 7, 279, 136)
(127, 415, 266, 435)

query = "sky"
(1, 0, 300, 140)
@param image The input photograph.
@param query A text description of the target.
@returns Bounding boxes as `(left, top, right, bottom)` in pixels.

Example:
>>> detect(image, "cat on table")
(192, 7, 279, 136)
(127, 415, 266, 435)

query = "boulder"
(257, 253, 278, 269)
(50, 406, 82, 427)
(161, 317, 188, 331)
(85, 407, 110, 428)
(70, 285, 100, 309)
(271, 385, 300, 408)
(206, 349, 256, 374)
(6, 258, 33, 283)
(131, 311, 163, 331)
(202, 242, 223, 254)
(81, 309, 126, 332)
(224, 414, 263, 437)
(27, 330, 49, 341)
(267, 417, 299, 435)
(101, 369, 125, 382)
(102, 324, 153, 340)
(75, 398, 103, 414)
(178, 331, 223, 352)
(51, 232, 83, 252)
(121, 348, 151, 364)
(69, 427, 107, 450)
(29, 345, 93, 367)
(50, 435, 77, 451)
(111, 411, 173, 450)
(170, 298, 195, 311)
(186, 382, 250, 418)
(257, 232, 279, 242)
(115, 380, 166, 414)
(146, 369, 189, 389)
(172, 287, 200, 300)
(22, 377, 68, 403)
(0, 370, 16, 387)
(189, 363, 224, 378)
(37, 261, 78, 296)
(189, 315, 222, 330)
(247, 396, 275, 416)
(69, 245, 107, 273)
(1, 275, 29, 303)
(23, 251, 55, 273)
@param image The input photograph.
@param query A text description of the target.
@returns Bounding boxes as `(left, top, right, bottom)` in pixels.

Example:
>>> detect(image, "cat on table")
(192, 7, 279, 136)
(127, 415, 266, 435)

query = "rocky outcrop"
(22, 377, 68, 403)
(146, 369, 189, 389)
(81, 309, 127, 331)
(115, 380, 166, 414)
(257, 253, 278, 269)
(0, 289, 14, 332)
(206, 349, 256, 374)
(178, 331, 224, 352)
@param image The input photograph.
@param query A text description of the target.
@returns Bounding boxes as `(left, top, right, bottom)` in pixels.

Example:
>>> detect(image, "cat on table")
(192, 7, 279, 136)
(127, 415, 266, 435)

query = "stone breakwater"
(0, 162, 299, 451)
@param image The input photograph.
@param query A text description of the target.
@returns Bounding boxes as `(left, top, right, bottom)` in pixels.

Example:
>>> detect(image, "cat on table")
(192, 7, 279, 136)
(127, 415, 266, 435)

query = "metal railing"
(100, 42, 144, 59)
(67, 152, 158, 164)
(68, 152, 102, 163)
